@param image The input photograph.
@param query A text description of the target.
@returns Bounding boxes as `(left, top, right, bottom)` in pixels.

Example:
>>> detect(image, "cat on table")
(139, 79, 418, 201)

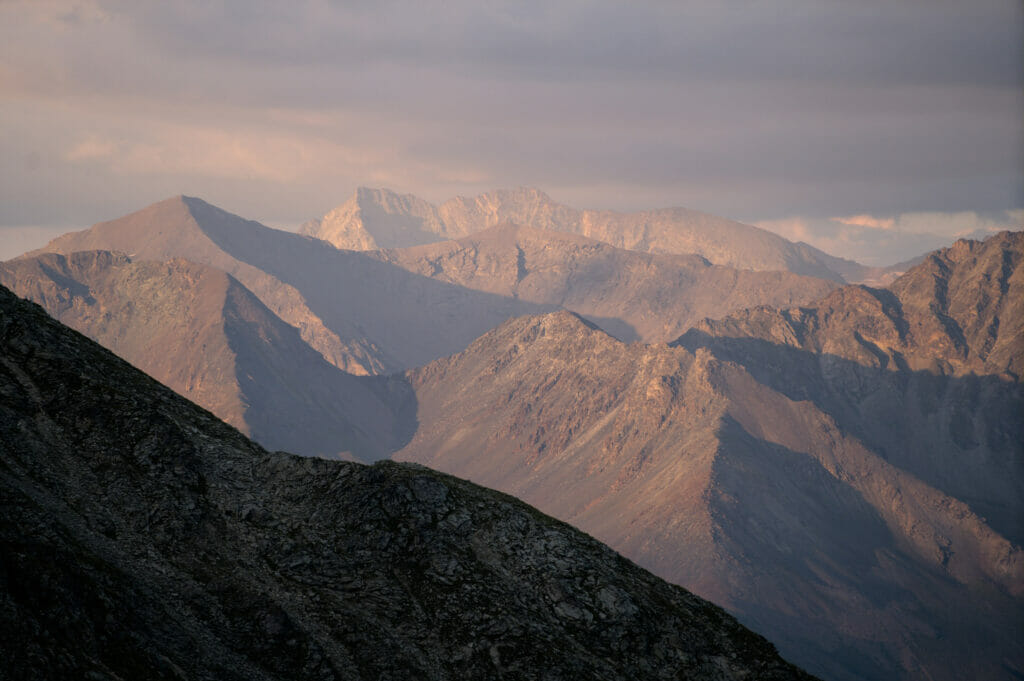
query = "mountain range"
(5, 196, 836, 458)
(301, 187, 908, 284)
(4, 192, 1022, 681)
(28, 195, 838, 366)
(0, 283, 816, 681)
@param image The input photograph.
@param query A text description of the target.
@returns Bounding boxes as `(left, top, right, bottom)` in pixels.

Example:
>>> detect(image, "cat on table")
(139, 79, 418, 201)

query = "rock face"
(377, 222, 837, 342)
(0, 284, 815, 681)
(0, 250, 413, 461)
(302, 187, 892, 282)
(395, 233, 1024, 681)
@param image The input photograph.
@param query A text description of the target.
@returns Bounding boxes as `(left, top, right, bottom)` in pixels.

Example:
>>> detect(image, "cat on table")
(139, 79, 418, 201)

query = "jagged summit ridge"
(301, 187, 452, 250)
(303, 187, 896, 282)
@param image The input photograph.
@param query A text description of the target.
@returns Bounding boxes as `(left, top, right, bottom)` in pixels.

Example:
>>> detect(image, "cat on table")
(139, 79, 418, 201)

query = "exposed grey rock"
(0, 284, 815, 681)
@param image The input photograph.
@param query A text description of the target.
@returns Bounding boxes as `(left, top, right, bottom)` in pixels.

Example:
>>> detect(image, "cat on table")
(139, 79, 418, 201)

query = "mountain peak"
(469, 310, 621, 356)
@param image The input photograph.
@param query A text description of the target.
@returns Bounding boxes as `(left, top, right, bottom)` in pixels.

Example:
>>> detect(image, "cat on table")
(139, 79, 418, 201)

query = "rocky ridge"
(303, 187, 897, 282)
(0, 283, 815, 681)
(681, 231, 1024, 378)
(676, 232, 1024, 543)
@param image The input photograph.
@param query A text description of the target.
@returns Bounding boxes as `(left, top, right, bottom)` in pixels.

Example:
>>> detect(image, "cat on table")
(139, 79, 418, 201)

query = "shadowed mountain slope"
(0, 250, 413, 461)
(395, 309, 1023, 681)
(29, 196, 553, 373)
(30, 196, 384, 375)
(376, 223, 837, 343)
(303, 187, 898, 283)
(676, 231, 1024, 542)
(0, 283, 815, 681)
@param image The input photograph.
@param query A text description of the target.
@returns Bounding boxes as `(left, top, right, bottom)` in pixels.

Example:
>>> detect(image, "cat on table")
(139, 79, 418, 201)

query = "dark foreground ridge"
(0, 283, 815, 681)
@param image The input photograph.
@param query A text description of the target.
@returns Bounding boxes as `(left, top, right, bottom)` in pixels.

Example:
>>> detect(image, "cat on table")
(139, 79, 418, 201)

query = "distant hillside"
(0, 282, 816, 681)
(674, 231, 1024, 545)
(0, 250, 411, 461)
(376, 222, 837, 343)
(31, 196, 387, 375)
(303, 187, 899, 283)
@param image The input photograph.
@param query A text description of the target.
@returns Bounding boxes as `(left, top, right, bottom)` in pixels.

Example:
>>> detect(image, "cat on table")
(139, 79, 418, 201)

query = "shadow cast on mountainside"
(709, 415, 914, 681)
(714, 415, 1022, 681)
(675, 330, 1024, 545)
(220, 278, 419, 463)
(189, 198, 638, 369)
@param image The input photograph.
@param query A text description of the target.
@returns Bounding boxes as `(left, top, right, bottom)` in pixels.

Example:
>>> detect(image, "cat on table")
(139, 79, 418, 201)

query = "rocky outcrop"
(303, 187, 894, 282)
(0, 284, 815, 681)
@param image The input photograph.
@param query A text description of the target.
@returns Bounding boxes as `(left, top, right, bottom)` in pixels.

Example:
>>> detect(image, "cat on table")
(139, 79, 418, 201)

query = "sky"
(1, 0, 1022, 265)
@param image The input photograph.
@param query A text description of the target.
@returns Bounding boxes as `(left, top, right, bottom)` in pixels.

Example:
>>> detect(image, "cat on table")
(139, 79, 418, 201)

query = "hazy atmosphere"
(2, 0, 1022, 263)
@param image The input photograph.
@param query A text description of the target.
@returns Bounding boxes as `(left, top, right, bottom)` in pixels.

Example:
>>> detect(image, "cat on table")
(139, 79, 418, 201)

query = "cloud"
(832, 215, 897, 231)
(65, 136, 118, 161)
(0, 0, 1020, 231)
(756, 210, 1023, 266)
